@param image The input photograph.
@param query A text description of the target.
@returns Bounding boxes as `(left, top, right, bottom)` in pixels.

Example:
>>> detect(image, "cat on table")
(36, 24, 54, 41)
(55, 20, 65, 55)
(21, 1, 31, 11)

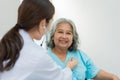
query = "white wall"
(0, 0, 19, 39)
(0, 0, 120, 77)
(52, 0, 120, 76)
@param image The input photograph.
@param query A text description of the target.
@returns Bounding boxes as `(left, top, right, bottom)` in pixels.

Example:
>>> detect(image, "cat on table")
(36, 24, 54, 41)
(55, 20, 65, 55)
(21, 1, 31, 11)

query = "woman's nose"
(62, 33, 67, 38)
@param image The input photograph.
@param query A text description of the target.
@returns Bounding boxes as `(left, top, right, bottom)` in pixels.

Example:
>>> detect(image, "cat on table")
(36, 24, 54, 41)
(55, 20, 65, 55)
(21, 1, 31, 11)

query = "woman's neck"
(52, 47, 68, 62)
(28, 27, 42, 40)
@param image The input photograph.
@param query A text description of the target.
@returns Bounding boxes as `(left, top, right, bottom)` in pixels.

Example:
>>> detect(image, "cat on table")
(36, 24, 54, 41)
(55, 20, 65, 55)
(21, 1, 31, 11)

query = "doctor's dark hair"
(47, 18, 79, 51)
(0, 0, 55, 71)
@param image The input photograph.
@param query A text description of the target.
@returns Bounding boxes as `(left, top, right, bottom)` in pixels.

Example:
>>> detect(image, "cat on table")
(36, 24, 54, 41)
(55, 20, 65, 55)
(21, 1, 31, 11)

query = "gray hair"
(47, 18, 80, 51)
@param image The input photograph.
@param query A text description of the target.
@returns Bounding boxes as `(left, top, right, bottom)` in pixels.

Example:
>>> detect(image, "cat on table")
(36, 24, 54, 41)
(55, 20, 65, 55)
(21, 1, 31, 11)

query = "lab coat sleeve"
(34, 51, 72, 80)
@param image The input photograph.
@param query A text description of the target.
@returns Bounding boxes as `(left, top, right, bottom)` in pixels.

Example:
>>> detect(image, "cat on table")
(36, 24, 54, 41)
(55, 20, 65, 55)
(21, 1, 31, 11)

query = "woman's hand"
(66, 58, 78, 70)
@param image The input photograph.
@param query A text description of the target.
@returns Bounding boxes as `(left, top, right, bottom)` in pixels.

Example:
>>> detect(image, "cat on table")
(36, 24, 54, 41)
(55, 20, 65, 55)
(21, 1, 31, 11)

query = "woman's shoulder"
(70, 49, 91, 62)
(71, 49, 87, 56)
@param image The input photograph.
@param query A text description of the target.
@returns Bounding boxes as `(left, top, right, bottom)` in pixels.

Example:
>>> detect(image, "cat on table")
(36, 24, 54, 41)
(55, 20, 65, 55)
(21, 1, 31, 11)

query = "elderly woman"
(47, 18, 120, 80)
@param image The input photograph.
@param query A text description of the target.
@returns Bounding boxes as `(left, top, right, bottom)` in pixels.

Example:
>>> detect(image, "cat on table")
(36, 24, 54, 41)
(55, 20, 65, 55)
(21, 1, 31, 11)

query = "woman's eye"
(58, 31, 63, 33)
(67, 32, 72, 35)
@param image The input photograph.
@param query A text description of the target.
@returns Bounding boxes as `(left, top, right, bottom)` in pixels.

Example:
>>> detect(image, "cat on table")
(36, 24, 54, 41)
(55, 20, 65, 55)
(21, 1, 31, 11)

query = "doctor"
(0, 0, 77, 80)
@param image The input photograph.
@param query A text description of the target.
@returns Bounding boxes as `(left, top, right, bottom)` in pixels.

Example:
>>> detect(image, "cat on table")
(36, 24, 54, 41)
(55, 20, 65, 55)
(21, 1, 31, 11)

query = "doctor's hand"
(66, 58, 78, 70)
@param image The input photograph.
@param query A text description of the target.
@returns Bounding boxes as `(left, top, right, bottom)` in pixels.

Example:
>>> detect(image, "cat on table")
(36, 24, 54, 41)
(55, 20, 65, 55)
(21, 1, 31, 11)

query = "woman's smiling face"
(52, 22, 73, 50)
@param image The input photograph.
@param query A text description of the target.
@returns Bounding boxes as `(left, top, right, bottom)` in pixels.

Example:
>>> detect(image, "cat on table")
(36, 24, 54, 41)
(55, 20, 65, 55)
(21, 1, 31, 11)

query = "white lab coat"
(0, 29, 72, 80)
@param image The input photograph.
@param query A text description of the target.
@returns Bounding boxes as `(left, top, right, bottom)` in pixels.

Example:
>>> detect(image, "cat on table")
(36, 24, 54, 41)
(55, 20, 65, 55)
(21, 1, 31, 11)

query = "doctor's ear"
(39, 19, 46, 27)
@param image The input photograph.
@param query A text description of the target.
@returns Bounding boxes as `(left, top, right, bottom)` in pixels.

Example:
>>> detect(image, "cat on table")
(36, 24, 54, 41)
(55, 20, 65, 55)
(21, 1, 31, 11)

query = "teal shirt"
(48, 48, 100, 80)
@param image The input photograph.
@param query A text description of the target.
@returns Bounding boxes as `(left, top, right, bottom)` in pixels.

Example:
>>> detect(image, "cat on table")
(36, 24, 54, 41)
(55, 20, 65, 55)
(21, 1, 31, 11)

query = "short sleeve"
(79, 50, 100, 79)
(85, 58, 100, 78)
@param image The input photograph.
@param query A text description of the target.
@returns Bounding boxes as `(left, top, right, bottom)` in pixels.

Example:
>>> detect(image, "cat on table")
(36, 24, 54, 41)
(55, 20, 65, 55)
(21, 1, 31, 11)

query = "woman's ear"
(39, 19, 46, 28)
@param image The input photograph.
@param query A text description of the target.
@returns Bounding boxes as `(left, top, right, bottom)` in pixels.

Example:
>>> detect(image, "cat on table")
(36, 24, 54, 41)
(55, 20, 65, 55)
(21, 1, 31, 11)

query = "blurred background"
(0, 0, 120, 76)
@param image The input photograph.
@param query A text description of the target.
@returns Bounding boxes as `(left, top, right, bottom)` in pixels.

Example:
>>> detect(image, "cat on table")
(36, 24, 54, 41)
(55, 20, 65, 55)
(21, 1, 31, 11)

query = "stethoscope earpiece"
(43, 26, 46, 29)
